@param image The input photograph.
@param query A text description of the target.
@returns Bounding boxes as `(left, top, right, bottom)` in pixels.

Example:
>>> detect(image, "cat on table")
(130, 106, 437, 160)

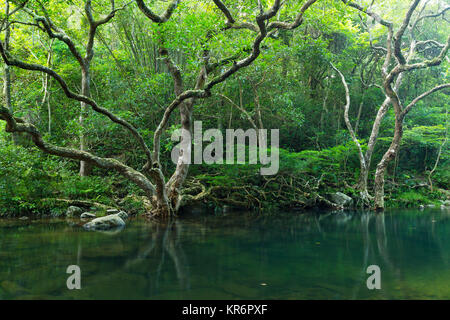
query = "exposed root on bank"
(177, 173, 343, 211)
(41, 198, 118, 211)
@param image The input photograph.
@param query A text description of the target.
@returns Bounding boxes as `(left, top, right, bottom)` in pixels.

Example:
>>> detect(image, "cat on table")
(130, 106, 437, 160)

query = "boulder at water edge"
(117, 211, 128, 220)
(66, 206, 83, 217)
(83, 213, 125, 231)
(329, 192, 353, 207)
(80, 212, 96, 219)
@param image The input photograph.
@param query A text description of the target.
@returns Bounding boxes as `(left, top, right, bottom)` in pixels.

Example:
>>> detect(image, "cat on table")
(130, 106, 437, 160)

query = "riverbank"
(1, 182, 449, 219)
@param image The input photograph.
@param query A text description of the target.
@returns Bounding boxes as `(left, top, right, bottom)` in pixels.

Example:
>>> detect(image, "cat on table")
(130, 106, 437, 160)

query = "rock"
(426, 204, 436, 208)
(443, 200, 450, 207)
(66, 206, 83, 217)
(106, 209, 119, 214)
(80, 212, 96, 219)
(19, 216, 29, 220)
(116, 211, 128, 220)
(419, 205, 425, 210)
(329, 192, 353, 207)
(83, 214, 125, 231)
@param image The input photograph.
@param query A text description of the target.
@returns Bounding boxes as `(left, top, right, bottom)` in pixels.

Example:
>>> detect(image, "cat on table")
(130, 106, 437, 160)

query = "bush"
(0, 140, 59, 215)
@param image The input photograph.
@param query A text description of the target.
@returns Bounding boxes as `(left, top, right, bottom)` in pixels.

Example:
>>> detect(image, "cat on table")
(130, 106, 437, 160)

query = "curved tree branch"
(0, 40, 154, 166)
(136, 0, 180, 23)
(403, 83, 450, 115)
(0, 106, 156, 196)
(393, 0, 421, 65)
(330, 62, 367, 170)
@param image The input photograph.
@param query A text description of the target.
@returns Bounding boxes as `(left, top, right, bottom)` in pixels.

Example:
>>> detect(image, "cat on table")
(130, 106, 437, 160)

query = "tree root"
(178, 173, 336, 211)
(41, 198, 118, 210)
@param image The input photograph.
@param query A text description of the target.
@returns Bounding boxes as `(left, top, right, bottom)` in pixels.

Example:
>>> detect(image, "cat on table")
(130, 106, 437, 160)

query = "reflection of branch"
(124, 226, 163, 269)
(375, 213, 401, 294)
(164, 221, 190, 289)
(351, 213, 372, 299)
(123, 221, 190, 290)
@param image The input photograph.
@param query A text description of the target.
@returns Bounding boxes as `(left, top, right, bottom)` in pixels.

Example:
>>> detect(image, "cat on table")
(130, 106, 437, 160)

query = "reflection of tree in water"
(291, 210, 447, 299)
(350, 212, 401, 299)
(67, 209, 449, 299)
(125, 220, 190, 292)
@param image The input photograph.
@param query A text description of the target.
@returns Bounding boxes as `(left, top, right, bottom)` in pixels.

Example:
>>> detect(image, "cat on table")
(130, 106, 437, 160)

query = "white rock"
(80, 212, 96, 219)
(83, 214, 125, 231)
(329, 192, 353, 207)
(66, 206, 83, 217)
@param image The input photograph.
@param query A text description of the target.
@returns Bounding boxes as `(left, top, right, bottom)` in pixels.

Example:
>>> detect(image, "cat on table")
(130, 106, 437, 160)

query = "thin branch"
(414, 6, 450, 27)
(393, 0, 421, 65)
(330, 62, 367, 169)
(403, 83, 450, 115)
(24, 7, 85, 67)
(268, 0, 317, 30)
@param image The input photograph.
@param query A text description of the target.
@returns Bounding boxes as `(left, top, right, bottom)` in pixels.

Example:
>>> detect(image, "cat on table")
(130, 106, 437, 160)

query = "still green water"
(0, 209, 449, 300)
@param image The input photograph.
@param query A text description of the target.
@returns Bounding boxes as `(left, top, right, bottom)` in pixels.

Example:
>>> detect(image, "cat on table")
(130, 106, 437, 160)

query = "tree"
(0, 0, 319, 217)
(344, 0, 449, 209)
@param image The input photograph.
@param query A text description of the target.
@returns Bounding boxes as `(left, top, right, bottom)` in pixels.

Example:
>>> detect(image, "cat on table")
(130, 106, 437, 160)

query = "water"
(0, 209, 449, 300)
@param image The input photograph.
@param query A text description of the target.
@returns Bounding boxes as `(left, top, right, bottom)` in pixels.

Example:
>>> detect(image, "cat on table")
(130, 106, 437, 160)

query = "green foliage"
(0, 138, 58, 215)
(386, 190, 442, 208)
(0, 0, 449, 214)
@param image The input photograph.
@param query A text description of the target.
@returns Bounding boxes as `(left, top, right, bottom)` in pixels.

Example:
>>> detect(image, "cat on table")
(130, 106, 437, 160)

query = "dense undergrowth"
(1, 130, 447, 217)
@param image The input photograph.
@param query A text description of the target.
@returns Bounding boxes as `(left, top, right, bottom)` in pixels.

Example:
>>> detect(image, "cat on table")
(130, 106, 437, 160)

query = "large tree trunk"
(79, 67, 92, 176)
(2, 0, 17, 144)
(358, 73, 405, 199)
(373, 116, 403, 210)
(356, 97, 390, 197)
(41, 43, 53, 135)
(166, 99, 194, 212)
(357, 165, 370, 199)
(331, 63, 371, 203)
